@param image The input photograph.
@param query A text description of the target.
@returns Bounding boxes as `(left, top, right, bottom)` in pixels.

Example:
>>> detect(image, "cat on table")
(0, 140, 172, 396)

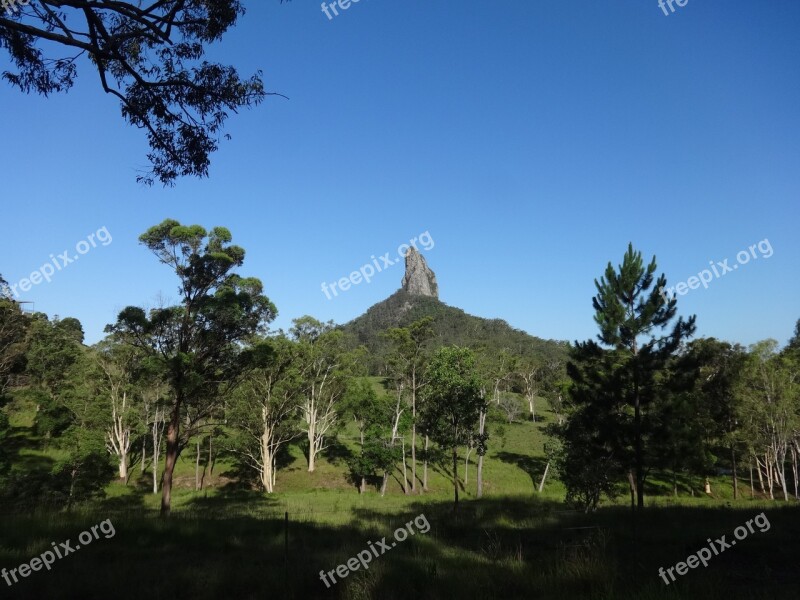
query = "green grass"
(0, 498, 797, 599)
(2, 390, 799, 599)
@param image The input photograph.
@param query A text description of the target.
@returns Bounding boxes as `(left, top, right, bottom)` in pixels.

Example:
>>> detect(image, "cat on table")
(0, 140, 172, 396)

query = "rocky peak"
(401, 247, 438, 298)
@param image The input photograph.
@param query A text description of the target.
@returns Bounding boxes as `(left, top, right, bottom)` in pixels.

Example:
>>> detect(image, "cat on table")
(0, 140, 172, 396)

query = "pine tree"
(565, 243, 696, 510)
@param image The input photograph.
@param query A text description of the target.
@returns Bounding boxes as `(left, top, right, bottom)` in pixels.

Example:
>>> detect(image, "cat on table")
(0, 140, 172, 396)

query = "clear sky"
(1, 0, 798, 348)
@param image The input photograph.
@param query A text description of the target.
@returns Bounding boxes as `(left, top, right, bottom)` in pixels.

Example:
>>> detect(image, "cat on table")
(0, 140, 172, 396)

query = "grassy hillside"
(3, 386, 798, 600)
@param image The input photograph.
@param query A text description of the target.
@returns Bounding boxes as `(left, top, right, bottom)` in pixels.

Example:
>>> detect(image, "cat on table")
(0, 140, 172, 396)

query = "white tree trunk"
(402, 436, 409, 495)
(423, 435, 429, 492)
(307, 416, 316, 473)
(152, 409, 164, 494)
(538, 462, 550, 492)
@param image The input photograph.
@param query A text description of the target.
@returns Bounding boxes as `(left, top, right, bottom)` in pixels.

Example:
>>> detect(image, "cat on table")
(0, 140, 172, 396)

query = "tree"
(0, 1, 285, 185)
(671, 339, 748, 498)
(384, 317, 434, 493)
(43, 341, 115, 509)
(291, 317, 354, 473)
(551, 343, 626, 511)
(475, 391, 489, 498)
(517, 360, 543, 422)
(228, 335, 301, 493)
(563, 243, 696, 510)
(738, 340, 798, 501)
(0, 285, 28, 398)
(498, 394, 522, 423)
(787, 319, 800, 351)
(95, 337, 145, 482)
(421, 346, 484, 508)
(343, 378, 393, 493)
(141, 372, 168, 494)
(380, 379, 413, 495)
(108, 220, 276, 514)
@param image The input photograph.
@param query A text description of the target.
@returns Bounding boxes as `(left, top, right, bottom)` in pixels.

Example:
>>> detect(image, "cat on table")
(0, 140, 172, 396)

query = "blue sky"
(1, 0, 798, 348)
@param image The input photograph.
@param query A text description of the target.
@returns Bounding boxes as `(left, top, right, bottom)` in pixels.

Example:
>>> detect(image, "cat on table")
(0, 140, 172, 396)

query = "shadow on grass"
(1, 497, 799, 600)
(495, 451, 548, 492)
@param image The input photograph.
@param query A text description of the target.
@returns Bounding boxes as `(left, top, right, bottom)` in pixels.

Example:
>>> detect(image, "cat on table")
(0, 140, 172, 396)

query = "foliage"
(342, 290, 568, 374)
(557, 243, 696, 510)
(108, 219, 276, 512)
(421, 346, 484, 506)
(0, 0, 279, 185)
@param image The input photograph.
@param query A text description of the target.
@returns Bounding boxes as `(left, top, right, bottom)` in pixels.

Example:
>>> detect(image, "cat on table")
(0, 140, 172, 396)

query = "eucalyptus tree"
(228, 335, 302, 493)
(291, 316, 359, 473)
(384, 317, 434, 492)
(108, 220, 276, 514)
(0, 1, 281, 185)
(421, 346, 484, 508)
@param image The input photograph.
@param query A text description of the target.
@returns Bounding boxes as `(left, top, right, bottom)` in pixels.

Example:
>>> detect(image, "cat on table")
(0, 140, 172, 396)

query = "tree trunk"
(307, 419, 316, 473)
(477, 453, 484, 498)
(765, 453, 774, 500)
(749, 458, 754, 499)
(119, 453, 128, 481)
(477, 408, 486, 499)
(538, 462, 550, 493)
(263, 458, 274, 494)
(464, 448, 472, 485)
(195, 439, 201, 491)
(201, 432, 212, 487)
(755, 455, 765, 494)
(152, 428, 159, 495)
(141, 437, 147, 473)
(627, 470, 637, 511)
(634, 384, 644, 509)
(160, 404, 181, 516)
(778, 457, 789, 501)
(452, 445, 459, 509)
(731, 444, 738, 500)
(423, 435, 429, 491)
(380, 472, 389, 496)
(402, 436, 409, 495)
(152, 412, 163, 495)
(411, 383, 417, 493)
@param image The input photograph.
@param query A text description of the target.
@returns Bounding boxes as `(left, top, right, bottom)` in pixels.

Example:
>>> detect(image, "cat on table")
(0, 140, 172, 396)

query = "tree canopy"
(0, 1, 286, 185)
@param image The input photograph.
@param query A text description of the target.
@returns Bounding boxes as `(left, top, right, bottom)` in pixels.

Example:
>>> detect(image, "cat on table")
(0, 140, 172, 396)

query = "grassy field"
(1, 390, 799, 599)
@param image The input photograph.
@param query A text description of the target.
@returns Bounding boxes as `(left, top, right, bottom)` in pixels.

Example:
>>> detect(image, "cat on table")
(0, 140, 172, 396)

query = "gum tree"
(228, 335, 301, 493)
(291, 316, 357, 473)
(421, 346, 484, 509)
(384, 317, 434, 493)
(108, 220, 276, 514)
(0, 1, 287, 185)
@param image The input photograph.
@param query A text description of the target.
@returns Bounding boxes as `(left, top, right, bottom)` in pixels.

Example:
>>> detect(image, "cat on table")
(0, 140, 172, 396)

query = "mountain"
(340, 248, 569, 372)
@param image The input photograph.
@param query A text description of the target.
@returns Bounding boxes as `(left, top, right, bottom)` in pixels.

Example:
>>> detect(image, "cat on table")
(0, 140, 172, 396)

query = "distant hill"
(340, 289, 569, 373)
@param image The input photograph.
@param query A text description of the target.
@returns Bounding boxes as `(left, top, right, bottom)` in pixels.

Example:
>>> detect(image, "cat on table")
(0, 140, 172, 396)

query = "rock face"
(401, 247, 438, 298)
